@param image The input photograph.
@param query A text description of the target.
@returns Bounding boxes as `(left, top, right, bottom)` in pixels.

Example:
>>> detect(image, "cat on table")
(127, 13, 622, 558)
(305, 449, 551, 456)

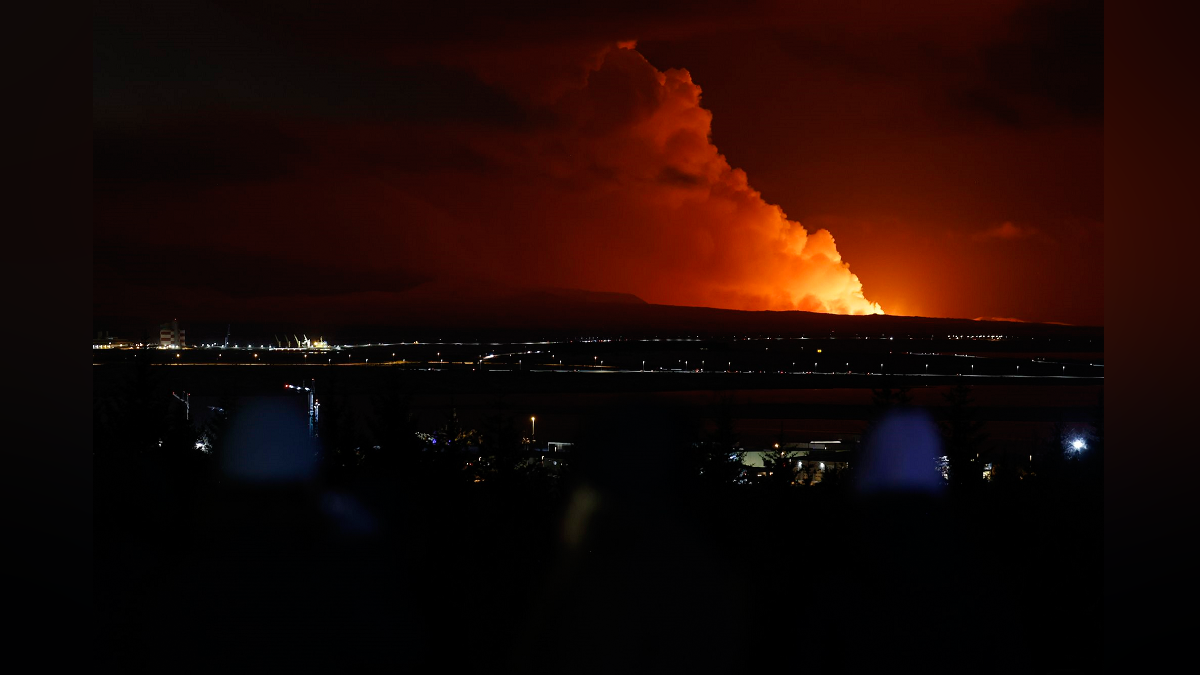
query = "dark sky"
(94, 0, 1102, 326)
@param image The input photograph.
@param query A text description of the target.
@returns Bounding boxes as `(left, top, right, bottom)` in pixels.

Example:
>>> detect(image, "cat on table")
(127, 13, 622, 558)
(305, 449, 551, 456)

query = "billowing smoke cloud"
(95, 40, 884, 317)
(412, 43, 884, 314)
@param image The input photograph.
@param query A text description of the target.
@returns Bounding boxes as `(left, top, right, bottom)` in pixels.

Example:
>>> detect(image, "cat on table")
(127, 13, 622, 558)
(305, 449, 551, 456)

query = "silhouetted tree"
(871, 383, 913, 410)
(96, 346, 169, 461)
(1031, 421, 1067, 483)
(318, 371, 361, 483)
(695, 396, 745, 487)
(816, 463, 848, 490)
(364, 373, 421, 477)
(196, 393, 233, 463)
(761, 445, 801, 489)
(479, 411, 526, 483)
(420, 406, 480, 485)
(941, 383, 988, 489)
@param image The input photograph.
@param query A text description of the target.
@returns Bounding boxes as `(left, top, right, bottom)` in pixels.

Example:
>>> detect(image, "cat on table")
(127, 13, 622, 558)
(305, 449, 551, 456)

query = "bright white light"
(1071, 439, 1086, 451)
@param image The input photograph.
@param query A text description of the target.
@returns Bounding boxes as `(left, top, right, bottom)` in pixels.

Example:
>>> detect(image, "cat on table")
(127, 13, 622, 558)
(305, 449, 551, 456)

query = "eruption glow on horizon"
(465, 43, 886, 315)
(92, 3, 1105, 326)
(98, 40, 885, 317)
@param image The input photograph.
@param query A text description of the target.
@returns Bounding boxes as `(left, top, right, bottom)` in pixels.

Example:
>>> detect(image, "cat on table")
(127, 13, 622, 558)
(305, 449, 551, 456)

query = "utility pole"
(171, 391, 190, 421)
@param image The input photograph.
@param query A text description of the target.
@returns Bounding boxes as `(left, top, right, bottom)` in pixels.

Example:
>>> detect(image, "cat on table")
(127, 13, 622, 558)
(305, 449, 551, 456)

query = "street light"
(531, 416, 536, 439)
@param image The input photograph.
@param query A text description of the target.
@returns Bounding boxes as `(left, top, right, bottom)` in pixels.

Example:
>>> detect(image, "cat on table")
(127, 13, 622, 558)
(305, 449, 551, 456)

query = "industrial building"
(159, 320, 186, 348)
(742, 435, 859, 485)
(273, 334, 330, 350)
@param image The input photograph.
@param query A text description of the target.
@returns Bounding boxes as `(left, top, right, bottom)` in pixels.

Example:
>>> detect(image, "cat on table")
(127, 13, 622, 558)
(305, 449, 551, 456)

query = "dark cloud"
(211, 0, 712, 50)
(951, 0, 1103, 128)
(94, 1, 533, 128)
(657, 166, 706, 187)
(945, 88, 1026, 128)
(94, 241, 428, 298)
(983, 0, 1103, 120)
(93, 117, 303, 189)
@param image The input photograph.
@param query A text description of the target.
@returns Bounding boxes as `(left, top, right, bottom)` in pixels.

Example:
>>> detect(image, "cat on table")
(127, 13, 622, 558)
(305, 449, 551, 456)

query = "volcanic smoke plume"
(95, 40, 885, 317)
(430, 43, 885, 314)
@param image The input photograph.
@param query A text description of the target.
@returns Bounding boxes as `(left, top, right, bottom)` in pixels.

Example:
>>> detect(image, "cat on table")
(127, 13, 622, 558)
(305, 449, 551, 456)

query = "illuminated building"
(159, 319, 186, 348)
(740, 436, 858, 484)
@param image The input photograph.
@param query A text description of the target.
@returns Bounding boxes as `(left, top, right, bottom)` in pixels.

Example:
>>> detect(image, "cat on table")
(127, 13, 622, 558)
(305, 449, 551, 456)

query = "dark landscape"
(95, 309, 1101, 673)
(95, 2, 1103, 671)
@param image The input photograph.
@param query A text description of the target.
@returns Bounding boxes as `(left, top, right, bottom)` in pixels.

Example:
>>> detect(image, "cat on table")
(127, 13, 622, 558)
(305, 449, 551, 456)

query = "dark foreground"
(95, 402, 1100, 674)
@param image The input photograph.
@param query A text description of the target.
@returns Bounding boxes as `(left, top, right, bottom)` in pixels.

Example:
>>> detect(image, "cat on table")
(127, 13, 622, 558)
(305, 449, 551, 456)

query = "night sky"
(94, 1, 1102, 326)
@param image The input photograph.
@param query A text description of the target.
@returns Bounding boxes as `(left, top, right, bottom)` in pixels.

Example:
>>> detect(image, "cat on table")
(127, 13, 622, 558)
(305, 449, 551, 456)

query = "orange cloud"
(974, 221, 1036, 241)
(101, 43, 886, 318)
(432, 45, 884, 314)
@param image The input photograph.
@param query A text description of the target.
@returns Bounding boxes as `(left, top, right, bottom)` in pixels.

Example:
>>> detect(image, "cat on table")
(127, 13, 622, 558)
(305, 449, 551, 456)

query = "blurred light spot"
(856, 409, 944, 495)
(320, 491, 379, 536)
(562, 485, 601, 548)
(220, 397, 318, 483)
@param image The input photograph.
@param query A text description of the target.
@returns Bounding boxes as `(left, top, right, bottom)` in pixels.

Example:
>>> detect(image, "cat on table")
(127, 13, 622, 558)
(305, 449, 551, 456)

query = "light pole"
(531, 416, 536, 440)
